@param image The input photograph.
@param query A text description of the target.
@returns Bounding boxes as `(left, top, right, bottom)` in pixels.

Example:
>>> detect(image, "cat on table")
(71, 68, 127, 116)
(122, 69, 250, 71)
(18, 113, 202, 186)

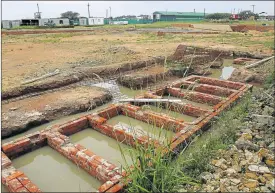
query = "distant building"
(88, 17, 104, 25)
(39, 18, 70, 26)
(267, 15, 275, 20)
(153, 11, 206, 22)
(2, 20, 12, 29)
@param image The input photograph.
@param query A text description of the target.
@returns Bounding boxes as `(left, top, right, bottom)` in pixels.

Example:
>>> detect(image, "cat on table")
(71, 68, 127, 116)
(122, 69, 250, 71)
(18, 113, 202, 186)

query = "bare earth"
(2, 28, 274, 91)
(1, 86, 111, 138)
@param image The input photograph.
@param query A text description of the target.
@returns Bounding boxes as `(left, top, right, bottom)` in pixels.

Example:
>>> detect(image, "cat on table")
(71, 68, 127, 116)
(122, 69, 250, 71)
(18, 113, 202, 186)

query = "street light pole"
(109, 7, 111, 18)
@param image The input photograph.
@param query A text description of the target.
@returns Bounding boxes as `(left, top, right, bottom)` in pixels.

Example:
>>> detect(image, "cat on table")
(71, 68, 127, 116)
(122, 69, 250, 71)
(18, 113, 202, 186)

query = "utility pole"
(204, 8, 206, 18)
(252, 5, 255, 13)
(109, 7, 111, 18)
(106, 9, 108, 18)
(87, 3, 91, 18)
(194, 9, 195, 13)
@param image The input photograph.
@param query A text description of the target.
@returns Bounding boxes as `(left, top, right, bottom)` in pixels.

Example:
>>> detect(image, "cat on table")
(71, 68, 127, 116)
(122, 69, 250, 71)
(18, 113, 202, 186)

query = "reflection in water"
(208, 59, 237, 80)
(220, 67, 235, 80)
(107, 115, 175, 144)
(70, 129, 135, 168)
(12, 146, 101, 192)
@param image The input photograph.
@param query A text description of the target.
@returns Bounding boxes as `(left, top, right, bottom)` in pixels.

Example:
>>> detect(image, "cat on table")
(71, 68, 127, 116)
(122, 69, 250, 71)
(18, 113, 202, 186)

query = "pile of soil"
(231, 25, 274, 32)
(1, 86, 112, 138)
(117, 65, 171, 89)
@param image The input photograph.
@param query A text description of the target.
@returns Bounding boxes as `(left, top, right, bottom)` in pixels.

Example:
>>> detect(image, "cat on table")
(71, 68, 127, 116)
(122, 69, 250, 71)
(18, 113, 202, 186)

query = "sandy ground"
(1, 86, 111, 138)
(2, 27, 274, 91)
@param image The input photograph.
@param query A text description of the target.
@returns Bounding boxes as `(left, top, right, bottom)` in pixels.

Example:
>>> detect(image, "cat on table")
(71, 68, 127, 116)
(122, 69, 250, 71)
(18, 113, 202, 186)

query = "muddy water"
(2, 82, 147, 144)
(70, 129, 135, 167)
(162, 96, 213, 110)
(107, 115, 175, 143)
(1, 184, 8, 192)
(142, 105, 196, 122)
(12, 146, 101, 192)
(209, 59, 238, 80)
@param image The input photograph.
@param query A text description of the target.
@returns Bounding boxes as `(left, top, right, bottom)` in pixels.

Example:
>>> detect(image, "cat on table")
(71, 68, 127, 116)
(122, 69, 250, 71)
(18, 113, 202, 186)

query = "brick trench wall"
(1, 76, 251, 193)
(172, 80, 237, 97)
(167, 87, 223, 106)
(2, 131, 48, 160)
(45, 131, 125, 191)
(186, 75, 244, 90)
(87, 114, 162, 149)
(1, 152, 41, 192)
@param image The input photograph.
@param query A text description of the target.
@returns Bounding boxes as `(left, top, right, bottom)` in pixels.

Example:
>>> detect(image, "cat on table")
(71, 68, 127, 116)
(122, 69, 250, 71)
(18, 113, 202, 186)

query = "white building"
(88, 17, 104, 25)
(39, 18, 70, 26)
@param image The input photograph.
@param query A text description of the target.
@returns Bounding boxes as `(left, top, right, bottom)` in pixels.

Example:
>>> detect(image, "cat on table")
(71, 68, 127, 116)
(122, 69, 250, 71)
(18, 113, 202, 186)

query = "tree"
(205, 13, 232, 20)
(60, 11, 80, 19)
(238, 10, 259, 20)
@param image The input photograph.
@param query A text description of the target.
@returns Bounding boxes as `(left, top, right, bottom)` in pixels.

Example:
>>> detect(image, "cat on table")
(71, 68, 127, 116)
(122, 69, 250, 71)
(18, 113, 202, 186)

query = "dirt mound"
(108, 46, 137, 54)
(1, 86, 112, 138)
(231, 25, 274, 32)
(171, 24, 194, 28)
(2, 57, 165, 100)
(117, 65, 171, 89)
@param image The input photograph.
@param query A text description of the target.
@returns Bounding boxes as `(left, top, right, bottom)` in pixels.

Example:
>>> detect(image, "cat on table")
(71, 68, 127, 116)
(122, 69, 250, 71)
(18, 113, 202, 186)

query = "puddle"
(1, 103, 112, 144)
(12, 146, 101, 192)
(162, 95, 213, 110)
(107, 115, 175, 143)
(220, 66, 235, 80)
(87, 80, 146, 101)
(70, 129, 135, 167)
(142, 105, 196, 122)
(209, 59, 237, 80)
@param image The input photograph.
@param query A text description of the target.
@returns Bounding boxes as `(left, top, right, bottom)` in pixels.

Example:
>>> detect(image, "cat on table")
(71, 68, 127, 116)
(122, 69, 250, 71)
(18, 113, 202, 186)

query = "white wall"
(88, 17, 104, 25)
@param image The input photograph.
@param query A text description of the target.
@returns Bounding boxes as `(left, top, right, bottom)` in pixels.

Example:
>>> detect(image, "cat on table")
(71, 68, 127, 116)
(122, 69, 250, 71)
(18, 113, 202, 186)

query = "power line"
(251, 5, 255, 13)
(87, 3, 91, 18)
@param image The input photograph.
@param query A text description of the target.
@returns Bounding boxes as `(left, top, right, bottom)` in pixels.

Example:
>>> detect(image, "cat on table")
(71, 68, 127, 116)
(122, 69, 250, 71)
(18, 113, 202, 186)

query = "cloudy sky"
(2, 1, 274, 20)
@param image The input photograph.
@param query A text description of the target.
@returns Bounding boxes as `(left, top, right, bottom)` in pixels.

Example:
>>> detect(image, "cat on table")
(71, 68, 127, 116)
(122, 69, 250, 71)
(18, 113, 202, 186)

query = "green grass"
(179, 94, 251, 178)
(264, 70, 275, 89)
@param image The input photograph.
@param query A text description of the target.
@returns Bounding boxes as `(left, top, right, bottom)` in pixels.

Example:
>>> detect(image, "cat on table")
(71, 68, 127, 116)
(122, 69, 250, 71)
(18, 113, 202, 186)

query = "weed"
(180, 93, 252, 178)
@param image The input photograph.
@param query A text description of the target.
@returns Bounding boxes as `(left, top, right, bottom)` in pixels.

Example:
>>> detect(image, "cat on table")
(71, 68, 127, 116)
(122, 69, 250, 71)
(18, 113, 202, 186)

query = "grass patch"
(179, 94, 251, 178)
(264, 70, 275, 89)
(120, 137, 198, 192)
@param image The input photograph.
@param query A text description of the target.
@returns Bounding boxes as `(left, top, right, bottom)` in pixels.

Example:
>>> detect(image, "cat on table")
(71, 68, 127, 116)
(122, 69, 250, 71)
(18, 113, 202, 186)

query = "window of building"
(59, 20, 63, 24)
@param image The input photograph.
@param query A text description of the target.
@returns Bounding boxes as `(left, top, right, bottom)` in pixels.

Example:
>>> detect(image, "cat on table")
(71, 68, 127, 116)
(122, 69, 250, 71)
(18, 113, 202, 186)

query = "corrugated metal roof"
(153, 11, 206, 16)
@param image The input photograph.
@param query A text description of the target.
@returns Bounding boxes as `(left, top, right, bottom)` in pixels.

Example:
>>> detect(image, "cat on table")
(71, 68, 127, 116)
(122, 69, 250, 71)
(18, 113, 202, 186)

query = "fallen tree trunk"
(245, 56, 274, 69)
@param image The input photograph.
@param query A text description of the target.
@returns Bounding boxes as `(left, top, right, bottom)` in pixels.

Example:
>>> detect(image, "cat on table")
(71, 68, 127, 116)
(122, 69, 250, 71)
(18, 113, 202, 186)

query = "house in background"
(88, 17, 104, 25)
(153, 11, 206, 22)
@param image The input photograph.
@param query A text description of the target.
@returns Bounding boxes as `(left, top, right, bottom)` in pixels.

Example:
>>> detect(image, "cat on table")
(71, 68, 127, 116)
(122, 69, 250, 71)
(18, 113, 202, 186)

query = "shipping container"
(88, 17, 104, 25)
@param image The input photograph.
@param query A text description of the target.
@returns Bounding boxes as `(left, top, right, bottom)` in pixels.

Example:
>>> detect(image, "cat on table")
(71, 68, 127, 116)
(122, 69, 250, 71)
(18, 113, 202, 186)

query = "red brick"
(83, 149, 95, 157)
(15, 187, 29, 192)
(74, 144, 86, 151)
(25, 182, 41, 193)
(7, 178, 23, 192)
(17, 174, 31, 186)
(2, 143, 16, 153)
(5, 171, 24, 182)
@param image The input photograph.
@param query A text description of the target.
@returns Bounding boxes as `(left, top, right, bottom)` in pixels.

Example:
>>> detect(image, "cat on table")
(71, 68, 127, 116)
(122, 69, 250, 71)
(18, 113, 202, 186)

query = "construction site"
(1, 2, 275, 193)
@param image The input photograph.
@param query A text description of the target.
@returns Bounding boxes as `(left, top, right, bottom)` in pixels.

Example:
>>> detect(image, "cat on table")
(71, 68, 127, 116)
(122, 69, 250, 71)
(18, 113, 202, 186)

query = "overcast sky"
(2, 1, 274, 20)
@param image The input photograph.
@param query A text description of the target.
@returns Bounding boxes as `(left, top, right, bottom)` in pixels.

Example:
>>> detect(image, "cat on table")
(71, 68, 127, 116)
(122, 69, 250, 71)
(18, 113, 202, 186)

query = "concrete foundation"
(1, 75, 252, 192)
